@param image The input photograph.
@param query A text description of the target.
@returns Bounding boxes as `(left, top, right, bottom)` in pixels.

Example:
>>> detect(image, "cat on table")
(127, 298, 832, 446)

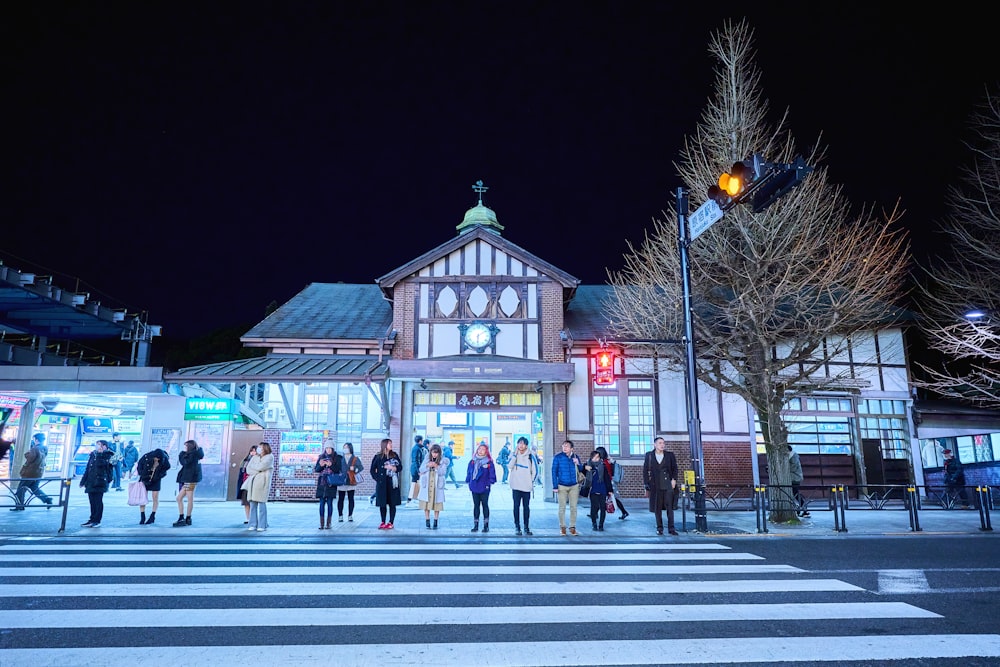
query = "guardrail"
(676, 483, 996, 534)
(1, 477, 73, 532)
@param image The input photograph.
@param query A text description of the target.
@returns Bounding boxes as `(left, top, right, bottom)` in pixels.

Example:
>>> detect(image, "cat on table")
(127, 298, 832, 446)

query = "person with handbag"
(508, 436, 537, 535)
(314, 443, 343, 529)
(135, 447, 171, 525)
(466, 443, 497, 533)
(417, 443, 448, 529)
(371, 438, 402, 529)
(238, 445, 258, 524)
(337, 442, 364, 523)
(597, 446, 629, 520)
(173, 440, 204, 527)
(241, 442, 273, 531)
(80, 439, 114, 528)
(583, 450, 614, 532)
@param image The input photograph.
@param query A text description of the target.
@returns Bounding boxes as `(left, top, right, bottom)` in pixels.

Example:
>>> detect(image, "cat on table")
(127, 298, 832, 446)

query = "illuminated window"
(337, 389, 363, 444)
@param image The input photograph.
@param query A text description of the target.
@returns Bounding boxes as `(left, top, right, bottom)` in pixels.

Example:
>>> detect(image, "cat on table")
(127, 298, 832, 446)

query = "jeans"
(112, 463, 122, 489)
(337, 490, 356, 516)
(556, 483, 580, 528)
(248, 501, 268, 529)
(87, 492, 105, 523)
(472, 489, 491, 520)
(14, 479, 52, 507)
(318, 496, 334, 519)
(512, 489, 531, 527)
(501, 465, 509, 484)
(589, 493, 607, 527)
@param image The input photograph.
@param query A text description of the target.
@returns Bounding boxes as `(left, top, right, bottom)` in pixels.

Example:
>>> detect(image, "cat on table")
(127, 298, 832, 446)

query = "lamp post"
(677, 187, 708, 532)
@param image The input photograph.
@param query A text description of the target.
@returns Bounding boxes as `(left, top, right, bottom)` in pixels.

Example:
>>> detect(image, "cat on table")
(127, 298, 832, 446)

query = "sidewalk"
(2, 483, 996, 538)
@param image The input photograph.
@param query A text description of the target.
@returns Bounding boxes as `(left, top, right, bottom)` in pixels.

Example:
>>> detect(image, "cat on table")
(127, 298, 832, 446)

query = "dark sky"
(4, 4, 997, 339)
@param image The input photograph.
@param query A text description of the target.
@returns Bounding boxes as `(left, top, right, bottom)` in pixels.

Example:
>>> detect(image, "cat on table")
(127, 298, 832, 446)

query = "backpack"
(612, 461, 624, 484)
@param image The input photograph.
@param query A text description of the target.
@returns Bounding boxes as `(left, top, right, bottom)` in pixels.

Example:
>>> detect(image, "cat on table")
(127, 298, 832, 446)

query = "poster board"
(149, 427, 182, 460)
(189, 422, 225, 465)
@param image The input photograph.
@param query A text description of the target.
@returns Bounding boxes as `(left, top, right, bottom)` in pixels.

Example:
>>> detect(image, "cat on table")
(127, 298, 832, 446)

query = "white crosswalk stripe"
(2, 538, 999, 666)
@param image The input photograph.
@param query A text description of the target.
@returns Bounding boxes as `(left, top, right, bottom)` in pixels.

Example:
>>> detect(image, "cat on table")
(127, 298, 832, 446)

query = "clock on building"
(461, 322, 496, 352)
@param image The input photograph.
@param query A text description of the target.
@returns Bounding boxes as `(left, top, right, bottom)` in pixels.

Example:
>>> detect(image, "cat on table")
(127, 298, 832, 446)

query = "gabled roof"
(563, 284, 614, 341)
(241, 284, 392, 342)
(164, 354, 389, 383)
(375, 225, 580, 296)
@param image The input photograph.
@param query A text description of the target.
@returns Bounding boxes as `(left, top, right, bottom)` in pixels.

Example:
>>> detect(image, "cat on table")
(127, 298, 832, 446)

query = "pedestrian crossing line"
(0, 578, 862, 597)
(9, 551, 761, 563)
(878, 569, 930, 593)
(0, 602, 939, 629)
(3, 563, 799, 577)
(3, 635, 999, 665)
(0, 541, 730, 551)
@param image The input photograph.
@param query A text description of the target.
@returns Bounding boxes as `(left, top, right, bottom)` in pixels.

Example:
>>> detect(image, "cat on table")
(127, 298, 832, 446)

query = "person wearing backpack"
(406, 435, 428, 506)
(337, 442, 365, 523)
(496, 440, 512, 484)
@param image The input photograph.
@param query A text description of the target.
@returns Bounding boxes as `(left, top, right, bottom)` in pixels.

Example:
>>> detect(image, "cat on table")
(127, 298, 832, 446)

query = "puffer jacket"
(176, 447, 204, 484)
(81, 450, 114, 493)
(20, 444, 48, 479)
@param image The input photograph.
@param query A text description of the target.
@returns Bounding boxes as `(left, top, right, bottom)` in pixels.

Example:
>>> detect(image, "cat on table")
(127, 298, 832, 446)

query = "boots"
(185, 516, 192, 526)
(482, 520, 489, 534)
(471, 520, 479, 533)
(432, 519, 438, 530)
(326, 517, 332, 529)
(146, 512, 155, 525)
(320, 517, 326, 530)
(524, 521, 532, 536)
(592, 519, 599, 531)
(140, 512, 146, 525)
(515, 524, 522, 536)
(172, 514, 186, 527)
(426, 519, 431, 529)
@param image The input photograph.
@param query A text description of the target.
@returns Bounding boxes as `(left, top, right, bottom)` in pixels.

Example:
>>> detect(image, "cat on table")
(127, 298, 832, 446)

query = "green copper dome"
(456, 203, 504, 235)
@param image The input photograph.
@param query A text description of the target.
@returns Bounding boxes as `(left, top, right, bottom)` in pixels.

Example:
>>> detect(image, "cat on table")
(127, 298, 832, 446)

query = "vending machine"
(35, 414, 79, 476)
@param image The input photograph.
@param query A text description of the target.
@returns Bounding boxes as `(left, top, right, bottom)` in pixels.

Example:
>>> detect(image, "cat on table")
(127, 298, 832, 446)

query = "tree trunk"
(756, 394, 797, 523)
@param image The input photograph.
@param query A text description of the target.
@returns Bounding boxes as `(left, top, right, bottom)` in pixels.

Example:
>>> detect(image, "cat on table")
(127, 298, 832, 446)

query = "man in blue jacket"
(406, 435, 428, 505)
(551, 439, 583, 535)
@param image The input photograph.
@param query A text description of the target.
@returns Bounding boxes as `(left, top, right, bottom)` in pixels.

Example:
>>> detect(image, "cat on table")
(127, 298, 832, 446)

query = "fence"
(0, 476, 73, 532)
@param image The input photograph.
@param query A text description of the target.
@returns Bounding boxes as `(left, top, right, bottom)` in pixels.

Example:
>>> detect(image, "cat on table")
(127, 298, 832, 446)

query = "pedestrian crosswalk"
(2, 538, 999, 665)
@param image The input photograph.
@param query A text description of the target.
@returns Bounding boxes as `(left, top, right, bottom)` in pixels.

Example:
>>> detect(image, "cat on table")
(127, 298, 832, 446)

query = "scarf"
(472, 454, 490, 480)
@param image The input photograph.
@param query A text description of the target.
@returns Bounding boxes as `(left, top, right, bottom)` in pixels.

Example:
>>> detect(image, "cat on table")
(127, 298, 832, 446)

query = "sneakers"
(81, 521, 94, 527)
(248, 526, 257, 531)
(88, 523, 101, 528)
(378, 522, 387, 530)
(668, 529, 679, 536)
(348, 516, 354, 522)
(560, 527, 567, 536)
(568, 526, 577, 536)
(338, 516, 344, 522)
(256, 527, 266, 532)
(385, 522, 394, 530)
(657, 527, 664, 535)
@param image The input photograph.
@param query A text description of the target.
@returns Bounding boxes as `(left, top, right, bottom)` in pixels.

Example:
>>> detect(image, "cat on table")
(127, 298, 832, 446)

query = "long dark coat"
(370, 452, 403, 508)
(643, 449, 678, 512)
(314, 452, 344, 499)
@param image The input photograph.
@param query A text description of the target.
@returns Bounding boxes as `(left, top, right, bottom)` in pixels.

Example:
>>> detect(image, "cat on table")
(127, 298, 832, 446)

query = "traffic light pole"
(676, 187, 708, 532)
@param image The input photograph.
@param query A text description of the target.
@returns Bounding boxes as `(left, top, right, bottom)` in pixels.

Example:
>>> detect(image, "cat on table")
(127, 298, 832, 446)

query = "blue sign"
(80, 417, 114, 434)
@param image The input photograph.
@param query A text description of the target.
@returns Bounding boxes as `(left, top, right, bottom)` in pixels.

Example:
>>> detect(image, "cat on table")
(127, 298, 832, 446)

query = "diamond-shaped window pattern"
(467, 286, 489, 318)
(436, 286, 458, 318)
(499, 285, 521, 317)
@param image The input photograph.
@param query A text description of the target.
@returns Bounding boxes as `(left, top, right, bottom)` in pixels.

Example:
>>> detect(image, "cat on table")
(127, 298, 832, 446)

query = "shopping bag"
(409, 481, 420, 500)
(127, 479, 148, 506)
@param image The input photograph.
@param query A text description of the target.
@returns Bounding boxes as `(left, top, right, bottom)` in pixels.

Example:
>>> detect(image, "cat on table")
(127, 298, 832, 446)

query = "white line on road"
(878, 569, 929, 594)
(0, 577, 859, 597)
(2, 635, 997, 665)
(0, 602, 939, 629)
(0, 541, 730, 551)
(6, 551, 761, 563)
(4, 563, 797, 577)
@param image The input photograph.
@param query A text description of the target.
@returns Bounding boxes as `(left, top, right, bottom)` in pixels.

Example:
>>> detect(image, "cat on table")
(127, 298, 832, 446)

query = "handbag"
(606, 495, 616, 515)
(127, 478, 148, 506)
(326, 472, 348, 486)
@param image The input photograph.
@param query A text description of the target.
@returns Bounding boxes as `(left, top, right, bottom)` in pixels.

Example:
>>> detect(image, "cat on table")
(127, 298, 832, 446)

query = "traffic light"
(747, 156, 812, 213)
(706, 155, 765, 210)
(594, 350, 615, 386)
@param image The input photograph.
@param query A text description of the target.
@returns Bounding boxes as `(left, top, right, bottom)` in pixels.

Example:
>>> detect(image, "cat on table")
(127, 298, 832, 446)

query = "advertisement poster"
(448, 433, 466, 457)
(149, 427, 182, 459)
(189, 422, 225, 465)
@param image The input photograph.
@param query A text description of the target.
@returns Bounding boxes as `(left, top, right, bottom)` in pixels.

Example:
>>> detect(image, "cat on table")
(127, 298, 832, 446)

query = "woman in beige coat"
(241, 442, 273, 531)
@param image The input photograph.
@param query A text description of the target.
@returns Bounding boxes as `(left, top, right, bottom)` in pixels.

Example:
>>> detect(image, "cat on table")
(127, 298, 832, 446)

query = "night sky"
(4, 4, 997, 340)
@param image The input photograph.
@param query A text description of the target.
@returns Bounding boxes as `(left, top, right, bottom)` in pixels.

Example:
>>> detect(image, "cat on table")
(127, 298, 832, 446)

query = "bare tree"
(915, 89, 1000, 408)
(605, 21, 909, 521)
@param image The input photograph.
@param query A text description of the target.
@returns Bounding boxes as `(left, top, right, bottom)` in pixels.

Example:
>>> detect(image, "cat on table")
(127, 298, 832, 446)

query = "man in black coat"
(643, 437, 679, 535)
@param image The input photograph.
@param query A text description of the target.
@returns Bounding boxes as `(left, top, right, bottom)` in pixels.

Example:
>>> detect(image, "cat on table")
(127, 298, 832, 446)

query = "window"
(858, 399, 910, 460)
(303, 389, 329, 431)
(336, 389, 362, 444)
(593, 380, 654, 458)
(593, 395, 620, 456)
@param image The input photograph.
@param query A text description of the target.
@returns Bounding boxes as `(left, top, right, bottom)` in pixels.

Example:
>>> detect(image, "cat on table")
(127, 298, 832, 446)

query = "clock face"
(464, 323, 492, 350)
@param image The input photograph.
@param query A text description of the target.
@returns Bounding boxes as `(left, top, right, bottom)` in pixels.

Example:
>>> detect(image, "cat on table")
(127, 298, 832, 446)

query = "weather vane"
(472, 180, 488, 206)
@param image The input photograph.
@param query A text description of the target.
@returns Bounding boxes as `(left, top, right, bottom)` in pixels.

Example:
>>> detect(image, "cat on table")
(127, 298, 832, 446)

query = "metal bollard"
(977, 487, 993, 532)
(755, 486, 768, 534)
(906, 486, 921, 532)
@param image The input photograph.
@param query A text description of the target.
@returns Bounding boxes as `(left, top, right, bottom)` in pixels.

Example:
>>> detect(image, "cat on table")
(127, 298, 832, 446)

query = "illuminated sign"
(455, 392, 500, 410)
(184, 398, 236, 421)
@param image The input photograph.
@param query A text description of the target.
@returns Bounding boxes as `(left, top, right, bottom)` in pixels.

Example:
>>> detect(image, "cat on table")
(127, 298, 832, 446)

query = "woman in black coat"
(314, 444, 343, 529)
(136, 448, 171, 525)
(369, 438, 402, 529)
(80, 439, 114, 528)
(173, 440, 204, 527)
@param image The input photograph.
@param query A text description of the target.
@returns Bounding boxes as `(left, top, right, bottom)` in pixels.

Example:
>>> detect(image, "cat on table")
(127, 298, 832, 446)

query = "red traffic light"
(594, 350, 615, 386)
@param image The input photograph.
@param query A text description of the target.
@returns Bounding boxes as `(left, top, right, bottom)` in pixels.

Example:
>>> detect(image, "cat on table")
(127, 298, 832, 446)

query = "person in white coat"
(416, 443, 448, 529)
(241, 442, 273, 531)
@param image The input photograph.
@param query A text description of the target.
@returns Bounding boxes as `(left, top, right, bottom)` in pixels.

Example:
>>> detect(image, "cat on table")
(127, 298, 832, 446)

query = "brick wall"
(266, 429, 379, 502)
(539, 281, 565, 362)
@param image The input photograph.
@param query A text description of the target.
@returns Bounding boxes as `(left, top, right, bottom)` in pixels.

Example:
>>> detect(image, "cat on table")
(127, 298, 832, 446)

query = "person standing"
(508, 436, 537, 535)
(135, 446, 170, 525)
(121, 439, 139, 478)
(497, 440, 511, 484)
(173, 439, 204, 527)
(442, 440, 460, 489)
(583, 450, 614, 531)
(943, 448, 971, 508)
(788, 445, 809, 517)
(643, 437, 679, 536)
(237, 444, 258, 524)
(551, 440, 583, 536)
(417, 443, 448, 529)
(12, 433, 53, 510)
(466, 443, 497, 533)
(109, 432, 125, 491)
(371, 438, 402, 529)
(243, 442, 274, 531)
(80, 439, 114, 527)
(338, 442, 364, 523)
(314, 443, 342, 529)
(597, 446, 629, 520)
(407, 434, 428, 506)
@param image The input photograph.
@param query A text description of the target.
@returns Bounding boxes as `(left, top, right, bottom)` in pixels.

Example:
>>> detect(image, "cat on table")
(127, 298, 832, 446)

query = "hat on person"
(943, 449, 952, 455)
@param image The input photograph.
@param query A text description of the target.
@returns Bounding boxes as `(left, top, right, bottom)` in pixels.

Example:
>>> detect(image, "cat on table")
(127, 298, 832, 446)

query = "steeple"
(456, 179, 504, 235)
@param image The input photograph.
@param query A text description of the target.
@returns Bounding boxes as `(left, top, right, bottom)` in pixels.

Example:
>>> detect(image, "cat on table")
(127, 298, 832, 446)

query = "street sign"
(688, 199, 723, 240)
